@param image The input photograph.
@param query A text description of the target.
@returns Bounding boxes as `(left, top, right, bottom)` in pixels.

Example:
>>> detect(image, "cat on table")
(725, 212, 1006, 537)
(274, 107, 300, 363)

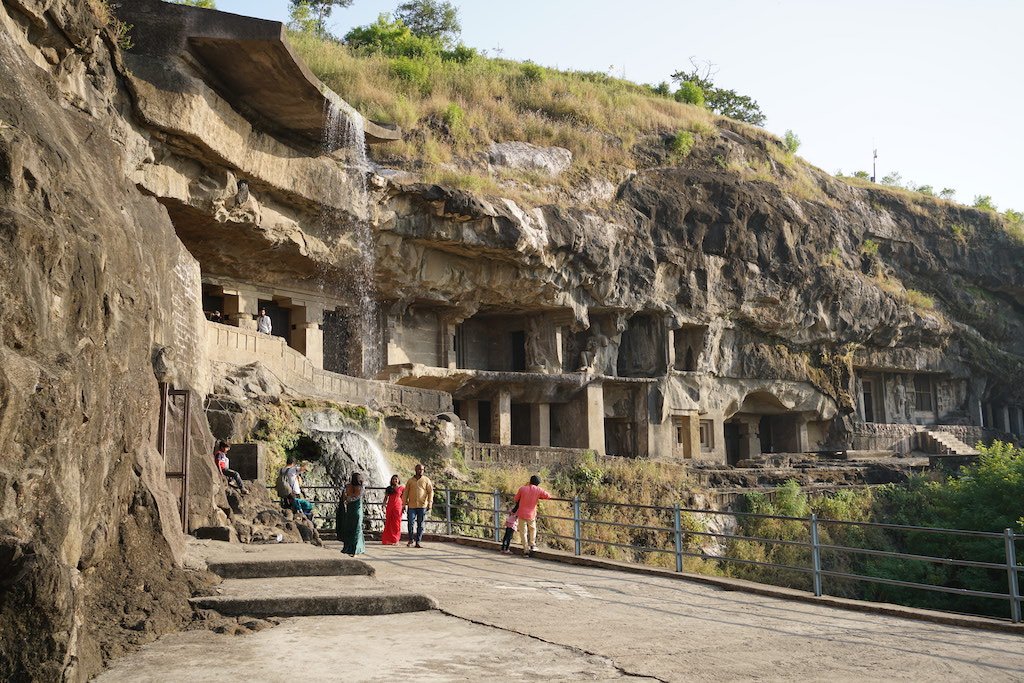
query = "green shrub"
(346, 14, 440, 59)
(389, 57, 432, 94)
(950, 223, 969, 245)
(852, 170, 870, 180)
(669, 130, 695, 159)
(905, 288, 935, 311)
(915, 184, 935, 196)
(782, 129, 800, 154)
(441, 44, 477, 63)
(441, 102, 467, 141)
(650, 81, 671, 97)
(860, 239, 879, 257)
(519, 61, 545, 83)
(973, 194, 997, 211)
(673, 80, 705, 107)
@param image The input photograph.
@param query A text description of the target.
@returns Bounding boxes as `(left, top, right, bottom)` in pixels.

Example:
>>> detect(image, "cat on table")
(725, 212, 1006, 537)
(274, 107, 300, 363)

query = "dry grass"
(290, 32, 848, 210)
(292, 32, 717, 174)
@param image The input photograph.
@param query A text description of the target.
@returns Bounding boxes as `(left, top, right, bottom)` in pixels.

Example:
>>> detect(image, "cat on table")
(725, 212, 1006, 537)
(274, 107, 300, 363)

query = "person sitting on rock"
(213, 441, 245, 492)
(292, 465, 314, 521)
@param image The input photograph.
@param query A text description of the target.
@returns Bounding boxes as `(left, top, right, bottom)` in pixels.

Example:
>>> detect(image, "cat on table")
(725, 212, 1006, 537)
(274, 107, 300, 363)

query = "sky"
(214, 0, 1024, 211)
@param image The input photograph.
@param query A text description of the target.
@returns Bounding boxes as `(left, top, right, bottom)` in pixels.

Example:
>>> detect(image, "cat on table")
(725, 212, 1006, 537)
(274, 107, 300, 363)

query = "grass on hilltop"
(292, 32, 735, 176)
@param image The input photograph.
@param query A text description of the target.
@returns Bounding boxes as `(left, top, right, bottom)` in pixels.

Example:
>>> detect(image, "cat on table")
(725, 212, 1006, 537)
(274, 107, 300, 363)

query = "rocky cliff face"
(0, 1, 220, 679)
(1, 0, 1022, 678)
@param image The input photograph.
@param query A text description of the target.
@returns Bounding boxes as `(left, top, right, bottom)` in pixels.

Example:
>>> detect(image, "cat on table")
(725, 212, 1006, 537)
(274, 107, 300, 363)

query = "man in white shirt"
(257, 308, 272, 335)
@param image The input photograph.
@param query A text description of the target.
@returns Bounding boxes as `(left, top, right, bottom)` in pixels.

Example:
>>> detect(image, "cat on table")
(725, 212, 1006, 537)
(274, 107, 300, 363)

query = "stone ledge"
(425, 534, 1024, 635)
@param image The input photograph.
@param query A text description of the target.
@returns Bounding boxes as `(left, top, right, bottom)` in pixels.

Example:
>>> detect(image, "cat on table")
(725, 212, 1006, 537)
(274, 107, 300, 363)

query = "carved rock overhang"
(116, 0, 399, 150)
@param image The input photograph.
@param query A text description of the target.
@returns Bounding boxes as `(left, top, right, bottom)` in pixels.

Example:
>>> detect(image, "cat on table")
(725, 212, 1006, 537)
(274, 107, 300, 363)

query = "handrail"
(289, 484, 1023, 623)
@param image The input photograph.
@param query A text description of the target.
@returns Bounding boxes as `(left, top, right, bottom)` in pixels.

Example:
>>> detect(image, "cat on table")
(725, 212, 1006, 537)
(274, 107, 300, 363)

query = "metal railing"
(292, 485, 1023, 623)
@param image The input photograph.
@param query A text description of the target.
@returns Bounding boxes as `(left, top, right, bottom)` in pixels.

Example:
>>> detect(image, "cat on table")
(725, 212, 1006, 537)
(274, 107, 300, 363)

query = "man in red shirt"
(513, 475, 551, 556)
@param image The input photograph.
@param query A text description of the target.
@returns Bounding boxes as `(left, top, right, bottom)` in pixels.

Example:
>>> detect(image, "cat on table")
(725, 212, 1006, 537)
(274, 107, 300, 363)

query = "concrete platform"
(96, 612, 650, 682)
(191, 575, 437, 616)
(102, 541, 1024, 681)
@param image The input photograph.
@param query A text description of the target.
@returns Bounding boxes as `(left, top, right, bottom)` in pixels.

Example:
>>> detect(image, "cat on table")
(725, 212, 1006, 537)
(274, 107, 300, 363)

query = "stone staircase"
(916, 428, 980, 456)
(191, 543, 437, 617)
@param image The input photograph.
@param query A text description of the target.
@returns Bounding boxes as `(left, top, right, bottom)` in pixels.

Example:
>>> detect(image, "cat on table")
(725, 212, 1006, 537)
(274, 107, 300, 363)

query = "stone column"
(1001, 405, 1012, 434)
(439, 319, 458, 370)
(685, 413, 700, 459)
(667, 329, 678, 371)
(969, 399, 984, 427)
(984, 403, 994, 429)
(553, 326, 564, 372)
(530, 403, 551, 447)
(463, 400, 480, 441)
(795, 415, 810, 453)
(492, 389, 512, 446)
(585, 382, 605, 455)
(1017, 407, 1024, 438)
(740, 415, 761, 461)
(224, 289, 261, 330)
(290, 303, 324, 368)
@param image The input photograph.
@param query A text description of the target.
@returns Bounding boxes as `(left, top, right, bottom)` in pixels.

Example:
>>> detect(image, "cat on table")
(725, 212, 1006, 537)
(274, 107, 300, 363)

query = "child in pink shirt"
(500, 502, 519, 554)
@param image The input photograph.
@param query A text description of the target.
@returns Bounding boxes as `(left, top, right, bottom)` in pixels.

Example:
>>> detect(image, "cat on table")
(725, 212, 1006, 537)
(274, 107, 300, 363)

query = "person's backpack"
(275, 466, 293, 498)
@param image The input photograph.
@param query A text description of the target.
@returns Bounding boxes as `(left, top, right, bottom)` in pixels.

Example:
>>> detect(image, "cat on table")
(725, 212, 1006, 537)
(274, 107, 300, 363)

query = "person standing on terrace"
(402, 464, 433, 548)
(257, 308, 272, 335)
(514, 475, 551, 556)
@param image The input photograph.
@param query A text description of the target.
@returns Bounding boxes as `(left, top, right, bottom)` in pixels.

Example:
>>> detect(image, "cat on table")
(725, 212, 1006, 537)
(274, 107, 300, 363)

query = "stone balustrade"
(206, 321, 451, 414)
(464, 442, 600, 469)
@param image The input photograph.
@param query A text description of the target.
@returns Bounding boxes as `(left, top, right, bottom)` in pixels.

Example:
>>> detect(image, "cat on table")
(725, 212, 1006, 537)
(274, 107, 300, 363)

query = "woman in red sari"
(381, 474, 405, 545)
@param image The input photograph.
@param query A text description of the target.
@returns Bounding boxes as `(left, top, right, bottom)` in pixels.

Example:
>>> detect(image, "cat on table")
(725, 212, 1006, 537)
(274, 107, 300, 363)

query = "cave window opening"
(699, 419, 714, 451)
(914, 375, 934, 413)
(202, 283, 225, 323)
(862, 379, 876, 423)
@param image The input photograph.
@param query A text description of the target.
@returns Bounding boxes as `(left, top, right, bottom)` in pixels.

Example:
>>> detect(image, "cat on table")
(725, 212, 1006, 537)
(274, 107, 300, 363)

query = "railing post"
(1005, 529, 1021, 623)
(573, 496, 582, 556)
(810, 513, 823, 597)
(492, 490, 501, 543)
(673, 503, 683, 573)
(445, 488, 452, 536)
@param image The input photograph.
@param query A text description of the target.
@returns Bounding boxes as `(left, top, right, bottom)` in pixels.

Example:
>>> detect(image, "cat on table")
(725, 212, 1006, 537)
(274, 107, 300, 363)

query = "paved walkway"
(363, 543, 1024, 682)
(99, 541, 1024, 682)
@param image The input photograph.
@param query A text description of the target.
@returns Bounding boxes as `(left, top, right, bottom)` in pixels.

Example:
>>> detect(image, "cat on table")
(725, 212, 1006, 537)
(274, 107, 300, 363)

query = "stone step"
(191, 576, 437, 617)
(206, 557, 374, 580)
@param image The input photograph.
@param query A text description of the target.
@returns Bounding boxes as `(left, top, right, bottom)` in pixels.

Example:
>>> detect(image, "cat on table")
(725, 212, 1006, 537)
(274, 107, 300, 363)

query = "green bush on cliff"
(669, 130, 695, 159)
(673, 81, 705, 107)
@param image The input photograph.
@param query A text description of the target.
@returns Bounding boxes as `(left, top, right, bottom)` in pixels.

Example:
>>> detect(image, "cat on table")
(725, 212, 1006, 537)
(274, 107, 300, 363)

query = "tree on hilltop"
(289, 0, 354, 37)
(394, 0, 461, 47)
(671, 58, 766, 127)
(174, 0, 216, 7)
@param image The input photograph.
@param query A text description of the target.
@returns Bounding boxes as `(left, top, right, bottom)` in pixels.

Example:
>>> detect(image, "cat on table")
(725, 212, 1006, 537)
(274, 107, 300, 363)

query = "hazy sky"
(214, 0, 1024, 211)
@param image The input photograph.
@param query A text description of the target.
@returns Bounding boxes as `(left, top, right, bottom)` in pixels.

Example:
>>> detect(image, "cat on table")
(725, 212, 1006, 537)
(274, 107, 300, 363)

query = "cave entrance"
(511, 403, 532, 445)
(258, 299, 292, 345)
(724, 419, 742, 466)
(604, 418, 636, 457)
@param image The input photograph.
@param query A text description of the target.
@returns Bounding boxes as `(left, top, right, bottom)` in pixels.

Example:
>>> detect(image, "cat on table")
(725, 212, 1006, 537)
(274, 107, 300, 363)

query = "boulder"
(488, 141, 573, 176)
